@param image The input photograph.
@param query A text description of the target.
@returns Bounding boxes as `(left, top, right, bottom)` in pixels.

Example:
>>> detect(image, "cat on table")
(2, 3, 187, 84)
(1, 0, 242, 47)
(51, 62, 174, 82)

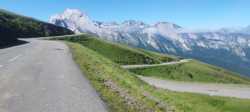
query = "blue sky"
(0, 0, 249, 30)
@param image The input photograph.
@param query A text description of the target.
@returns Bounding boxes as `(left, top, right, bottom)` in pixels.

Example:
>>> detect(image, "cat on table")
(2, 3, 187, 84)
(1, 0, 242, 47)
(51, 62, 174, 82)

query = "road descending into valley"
(0, 39, 107, 112)
(139, 76, 250, 99)
(122, 58, 250, 99)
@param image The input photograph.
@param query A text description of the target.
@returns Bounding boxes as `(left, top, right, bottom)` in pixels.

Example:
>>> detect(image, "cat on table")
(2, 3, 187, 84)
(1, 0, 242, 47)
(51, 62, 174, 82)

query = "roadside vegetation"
(59, 34, 176, 65)
(61, 34, 250, 112)
(129, 60, 250, 84)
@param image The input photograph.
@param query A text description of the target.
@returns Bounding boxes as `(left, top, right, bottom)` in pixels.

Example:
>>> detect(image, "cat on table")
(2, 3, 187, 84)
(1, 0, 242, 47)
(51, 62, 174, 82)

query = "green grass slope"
(129, 60, 250, 84)
(67, 41, 250, 112)
(0, 9, 73, 47)
(57, 34, 250, 84)
(60, 34, 177, 65)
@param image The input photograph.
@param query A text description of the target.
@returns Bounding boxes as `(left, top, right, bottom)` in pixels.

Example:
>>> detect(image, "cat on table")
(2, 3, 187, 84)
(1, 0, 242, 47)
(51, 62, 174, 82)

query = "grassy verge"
(67, 41, 250, 112)
(129, 60, 250, 84)
(67, 42, 167, 111)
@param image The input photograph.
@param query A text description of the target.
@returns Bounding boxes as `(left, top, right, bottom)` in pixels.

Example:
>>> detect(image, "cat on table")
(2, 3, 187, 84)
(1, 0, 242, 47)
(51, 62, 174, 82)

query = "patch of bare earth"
(104, 79, 174, 112)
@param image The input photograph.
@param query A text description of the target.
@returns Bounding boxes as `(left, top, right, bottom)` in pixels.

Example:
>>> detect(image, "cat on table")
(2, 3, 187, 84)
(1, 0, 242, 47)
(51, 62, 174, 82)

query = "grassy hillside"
(137, 48, 179, 62)
(66, 41, 250, 112)
(0, 9, 73, 47)
(129, 60, 250, 84)
(59, 34, 177, 65)
(56, 34, 250, 84)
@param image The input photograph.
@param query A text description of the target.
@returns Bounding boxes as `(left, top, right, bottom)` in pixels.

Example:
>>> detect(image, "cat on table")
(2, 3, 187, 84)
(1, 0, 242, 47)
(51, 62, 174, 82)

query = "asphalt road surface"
(0, 39, 107, 112)
(139, 76, 250, 99)
(121, 59, 191, 69)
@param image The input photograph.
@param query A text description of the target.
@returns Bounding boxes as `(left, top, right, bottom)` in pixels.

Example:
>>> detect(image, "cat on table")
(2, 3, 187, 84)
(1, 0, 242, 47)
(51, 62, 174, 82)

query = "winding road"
(122, 57, 250, 99)
(139, 76, 250, 99)
(121, 59, 191, 69)
(0, 39, 107, 112)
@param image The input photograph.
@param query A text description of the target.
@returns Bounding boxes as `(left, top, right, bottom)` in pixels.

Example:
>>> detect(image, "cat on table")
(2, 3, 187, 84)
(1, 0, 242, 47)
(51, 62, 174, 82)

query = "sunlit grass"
(67, 41, 250, 112)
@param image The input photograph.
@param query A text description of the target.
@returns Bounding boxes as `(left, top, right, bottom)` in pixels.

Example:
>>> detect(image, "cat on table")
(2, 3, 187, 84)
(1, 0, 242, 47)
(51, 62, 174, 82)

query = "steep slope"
(56, 34, 177, 65)
(55, 34, 250, 84)
(0, 9, 73, 47)
(57, 35, 250, 112)
(50, 9, 250, 77)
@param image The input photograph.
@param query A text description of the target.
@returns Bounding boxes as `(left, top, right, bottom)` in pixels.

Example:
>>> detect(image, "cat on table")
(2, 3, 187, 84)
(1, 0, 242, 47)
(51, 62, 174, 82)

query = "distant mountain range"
(49, 9, 250, 77)
(0, 9, 73, 47)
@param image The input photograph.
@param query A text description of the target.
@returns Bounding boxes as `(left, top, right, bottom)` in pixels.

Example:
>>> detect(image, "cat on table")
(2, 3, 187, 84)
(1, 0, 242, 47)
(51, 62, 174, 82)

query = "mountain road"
(0, 38, 107, 112)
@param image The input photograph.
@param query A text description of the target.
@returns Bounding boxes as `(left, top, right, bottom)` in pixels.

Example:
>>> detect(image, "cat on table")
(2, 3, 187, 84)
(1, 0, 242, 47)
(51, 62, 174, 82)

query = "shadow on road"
(0, 39, 29, 49)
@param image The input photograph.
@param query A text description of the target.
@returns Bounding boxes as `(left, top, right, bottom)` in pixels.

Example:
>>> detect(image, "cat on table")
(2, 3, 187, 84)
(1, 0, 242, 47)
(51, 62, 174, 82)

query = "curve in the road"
(121, 58, 250, 99)
(139, 76, 250, 99)
(121, 59, 191, 69)
(0, 39, 107, 112)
